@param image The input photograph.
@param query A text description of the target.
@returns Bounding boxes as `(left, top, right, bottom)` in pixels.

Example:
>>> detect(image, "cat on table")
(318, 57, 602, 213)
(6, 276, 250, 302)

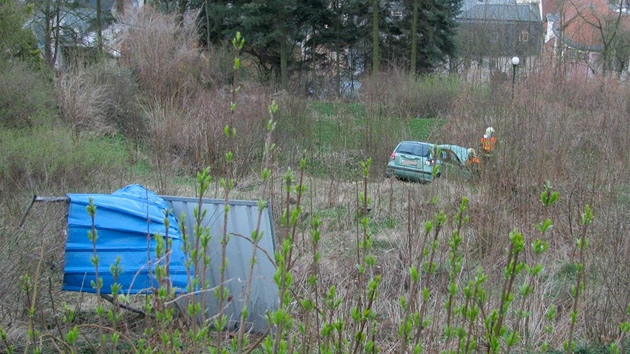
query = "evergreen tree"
(0, 0, 39, 62)
(193, 0, 302, 87)
(325, 0, 371, 93)
(389, 0, 463, 73)
(194, 0, 372, 90)
(195, 0, 228, 48)
(191, 0, 463, 86)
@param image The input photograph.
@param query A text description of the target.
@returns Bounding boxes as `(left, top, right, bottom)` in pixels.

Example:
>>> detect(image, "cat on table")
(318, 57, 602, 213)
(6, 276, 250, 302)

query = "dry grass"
(1, 9, 630, 352)
(3, 76, 630, 351)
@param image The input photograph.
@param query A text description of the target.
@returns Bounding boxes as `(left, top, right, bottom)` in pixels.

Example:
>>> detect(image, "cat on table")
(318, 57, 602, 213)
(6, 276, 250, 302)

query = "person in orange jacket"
(480, 127, 497, 157)
(466, 148, 482, 179)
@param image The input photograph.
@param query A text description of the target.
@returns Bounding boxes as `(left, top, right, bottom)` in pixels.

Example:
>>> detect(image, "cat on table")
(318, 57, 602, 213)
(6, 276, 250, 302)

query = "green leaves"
(540, 181, 559, 207)
(508, 229, 525, 253)
(581, 204, 593, 226)
(535, 218, 553, 233)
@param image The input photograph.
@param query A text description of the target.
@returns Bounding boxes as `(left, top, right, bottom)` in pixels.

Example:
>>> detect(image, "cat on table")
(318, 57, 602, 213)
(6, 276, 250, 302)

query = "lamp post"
(511, 56, 520, 101)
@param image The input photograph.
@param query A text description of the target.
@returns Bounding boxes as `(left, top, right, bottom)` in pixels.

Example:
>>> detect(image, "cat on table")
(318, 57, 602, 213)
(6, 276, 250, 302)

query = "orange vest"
(467, 156, 480, 167)
(481, 137, 497, 153)
(467, 156, 481, 175)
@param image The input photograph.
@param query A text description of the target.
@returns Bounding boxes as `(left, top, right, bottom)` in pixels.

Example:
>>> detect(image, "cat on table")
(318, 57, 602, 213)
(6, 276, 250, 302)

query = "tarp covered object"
(164, 195, 278, 332)
(63, 184, 190, 294)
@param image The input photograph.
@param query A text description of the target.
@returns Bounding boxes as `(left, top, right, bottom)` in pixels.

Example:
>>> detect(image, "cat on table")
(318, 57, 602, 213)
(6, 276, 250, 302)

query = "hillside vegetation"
(0, 9, 629, 354)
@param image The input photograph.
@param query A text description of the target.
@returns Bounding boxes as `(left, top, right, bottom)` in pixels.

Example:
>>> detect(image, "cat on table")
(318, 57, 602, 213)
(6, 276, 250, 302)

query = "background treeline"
(16, 0, 463, 94)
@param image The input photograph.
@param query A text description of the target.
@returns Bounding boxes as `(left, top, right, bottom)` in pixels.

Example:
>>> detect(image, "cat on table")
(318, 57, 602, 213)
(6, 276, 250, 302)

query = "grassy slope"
(1, 61, 629, 353)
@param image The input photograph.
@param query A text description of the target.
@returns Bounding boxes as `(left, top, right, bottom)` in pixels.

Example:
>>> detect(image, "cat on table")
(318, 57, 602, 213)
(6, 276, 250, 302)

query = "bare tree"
(371, 0, 379, 75)
(557, 0, 630, 75)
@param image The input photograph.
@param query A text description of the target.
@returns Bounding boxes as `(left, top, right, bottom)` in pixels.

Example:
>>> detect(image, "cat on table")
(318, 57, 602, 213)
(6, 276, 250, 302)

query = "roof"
(541, 0, 559, 17)
(461, 0, 517, 12)
(459, 2, 542, 22)
(562, 0, 608, 48)
(553, 0, 630, 52)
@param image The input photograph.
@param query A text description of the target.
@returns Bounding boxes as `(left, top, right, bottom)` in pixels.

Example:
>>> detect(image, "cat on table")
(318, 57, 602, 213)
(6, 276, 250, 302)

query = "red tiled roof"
(558, 0, 630, 49)
(542, 0, 560, 16)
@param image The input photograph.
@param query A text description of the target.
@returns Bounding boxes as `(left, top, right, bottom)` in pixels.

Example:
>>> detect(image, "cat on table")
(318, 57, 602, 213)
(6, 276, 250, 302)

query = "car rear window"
(396, 142, 430, 157)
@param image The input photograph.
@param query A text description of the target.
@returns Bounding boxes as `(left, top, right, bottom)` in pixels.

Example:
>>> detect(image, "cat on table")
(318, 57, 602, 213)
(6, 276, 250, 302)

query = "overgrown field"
(1, 9, 629, 354)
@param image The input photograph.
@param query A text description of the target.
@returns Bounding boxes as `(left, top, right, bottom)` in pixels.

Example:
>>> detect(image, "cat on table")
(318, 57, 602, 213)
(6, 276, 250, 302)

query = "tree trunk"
(43, 0, 53, 68)
(371, 0, 379, 76)
(280, 7, 288, 91)
(96, 0, 102, 55)
(281, 35, 288, 90)
(411, 0, 419, 74)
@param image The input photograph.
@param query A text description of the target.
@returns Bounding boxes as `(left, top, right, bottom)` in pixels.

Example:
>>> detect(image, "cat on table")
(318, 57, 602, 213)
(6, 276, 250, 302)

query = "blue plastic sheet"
(63, 185, 190, 294)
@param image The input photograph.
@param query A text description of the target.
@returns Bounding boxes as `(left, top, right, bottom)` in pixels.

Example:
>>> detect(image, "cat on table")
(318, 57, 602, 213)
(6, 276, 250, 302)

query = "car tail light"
(390, 152, 396, 160)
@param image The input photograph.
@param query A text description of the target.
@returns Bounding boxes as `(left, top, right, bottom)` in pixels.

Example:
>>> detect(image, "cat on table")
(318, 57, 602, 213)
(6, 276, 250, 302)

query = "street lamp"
(511, 56, 520, 100)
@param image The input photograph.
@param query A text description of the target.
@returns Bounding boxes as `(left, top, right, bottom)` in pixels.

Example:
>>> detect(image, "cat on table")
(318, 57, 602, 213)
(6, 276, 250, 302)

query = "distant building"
(455, 0, 543, 82)
(458, 0, 543, 58)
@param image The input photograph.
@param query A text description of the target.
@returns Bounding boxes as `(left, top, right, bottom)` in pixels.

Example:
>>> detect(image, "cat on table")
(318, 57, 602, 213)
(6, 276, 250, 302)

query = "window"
(391, 10, 403, 18)
(397, 143, 431, 157)
(519, 30, 529, 42)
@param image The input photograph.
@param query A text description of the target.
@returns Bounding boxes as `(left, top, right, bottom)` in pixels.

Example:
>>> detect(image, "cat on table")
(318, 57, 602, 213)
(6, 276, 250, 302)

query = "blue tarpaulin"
(63, 185, 190, 294)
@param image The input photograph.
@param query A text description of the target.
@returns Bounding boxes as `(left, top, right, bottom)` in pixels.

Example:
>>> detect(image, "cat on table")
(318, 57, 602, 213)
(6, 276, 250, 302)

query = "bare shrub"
(140, 82, 271, 181)
(227, 83, 273, 175)
(0, 201, 67, 324)
(119, 7, 205, 103)
(118, 9, 273, 179)
(56, 70, 114, 140)
(442, 72, 630, 342)
(361, 69, 459, 119)
(199, 44, 241, 89)
(0, 60, 57, 129)
(85, 61, 145, 139)
(275, 93, 310, 156)
(141, 99, 188, 193)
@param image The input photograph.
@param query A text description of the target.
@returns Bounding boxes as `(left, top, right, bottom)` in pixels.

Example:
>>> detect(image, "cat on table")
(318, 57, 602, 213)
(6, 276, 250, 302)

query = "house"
(543, 0, 630, 77)
(458, 0, 543, 57)
(457, 0, 543, 80)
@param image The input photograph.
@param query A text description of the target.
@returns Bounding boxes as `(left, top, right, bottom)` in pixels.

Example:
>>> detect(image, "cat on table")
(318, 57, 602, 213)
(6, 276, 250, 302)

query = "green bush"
(0, 127, 128, 195)
(0, 59, 57, 129)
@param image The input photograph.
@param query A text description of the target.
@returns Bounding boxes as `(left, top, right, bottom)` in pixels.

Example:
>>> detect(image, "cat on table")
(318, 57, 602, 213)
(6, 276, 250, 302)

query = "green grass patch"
(370, 238, 398, 251)
(406, 117, 447, 141)
(302, 102, 446, 180)
(310, 102, 446, 152)
(316, 204, 348, 219)
(367, 217, 398, 233)
(308, 101, 366, 117)
(308, 102, 445, 147)
(0, 127, 128, 192)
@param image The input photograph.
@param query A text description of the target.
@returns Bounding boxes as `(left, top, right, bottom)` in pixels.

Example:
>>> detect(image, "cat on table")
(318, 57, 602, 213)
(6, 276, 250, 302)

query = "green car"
(385, 141, 471, 183)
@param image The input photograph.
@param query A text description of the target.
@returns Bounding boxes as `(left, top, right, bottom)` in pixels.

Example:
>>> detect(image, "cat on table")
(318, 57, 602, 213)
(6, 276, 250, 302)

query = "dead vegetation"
(0, 9, 629, 354)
